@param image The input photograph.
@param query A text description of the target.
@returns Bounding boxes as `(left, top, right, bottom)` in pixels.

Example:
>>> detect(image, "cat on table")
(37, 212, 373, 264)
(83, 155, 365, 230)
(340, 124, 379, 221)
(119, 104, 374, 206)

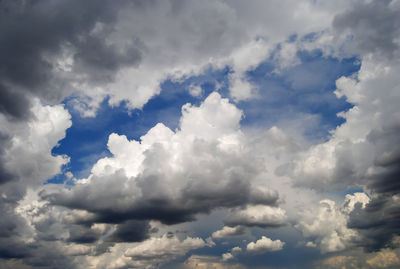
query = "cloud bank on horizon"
(1, 0, 400, 268)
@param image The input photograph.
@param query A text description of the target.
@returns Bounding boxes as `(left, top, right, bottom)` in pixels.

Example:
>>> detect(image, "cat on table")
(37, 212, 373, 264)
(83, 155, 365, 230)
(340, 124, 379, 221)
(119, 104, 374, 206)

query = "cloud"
(319, 255, 359, 269)
(42, 93, 282, 229)
(122, 234, 205, 268)
(0, 0, 139, 119)
(366, 250, 400, 268)
(0, 0, 354, 119)
(333, 0, 400, 58)
(212, 226, 245, 239)
(182, 255, 246, 269)
(246, 236, 284, 253)
(316, 249, 400, 269)
(296, 193, 370, 253)
(106, 220, 151, 243)
(1, 0, 400, 267)
(280, 1, 400, 250)
(224, 205, 287, 228)
(0, 99, 72, 266)
(221, 252, 234, 261)
(220, 246, 243, 262)
(290, 54, 400, 249)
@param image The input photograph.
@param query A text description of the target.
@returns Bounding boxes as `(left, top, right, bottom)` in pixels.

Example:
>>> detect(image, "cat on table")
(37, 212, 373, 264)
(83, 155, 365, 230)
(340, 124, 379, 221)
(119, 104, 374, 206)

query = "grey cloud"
(0, 133, 15, 184)
(348, 197, 400, 251)
(106, 220, 151, 243)
(346, 124, 400, 251)
(333, 0, 400, 58)
(0, 0, 142, 119)
(67, 225, 102, 244)
(0, 85, 31, 120)
(224, 206, 287, 228)
(43, 169, 279, 227)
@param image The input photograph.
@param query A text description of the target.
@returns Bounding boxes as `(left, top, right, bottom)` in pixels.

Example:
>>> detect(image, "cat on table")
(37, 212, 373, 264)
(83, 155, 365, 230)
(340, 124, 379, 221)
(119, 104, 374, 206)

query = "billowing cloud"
(224, 205, 287, 228)
(42, 93, 282, 229)
(246, 236, 285, 253)
(1, 0, 400, 268)
(366, 250, 400, 268)
(0, 101, 72, 265)
(212, 226, 246, 239)
(296, 193, 370, 253)
(333, 0, 400, 58)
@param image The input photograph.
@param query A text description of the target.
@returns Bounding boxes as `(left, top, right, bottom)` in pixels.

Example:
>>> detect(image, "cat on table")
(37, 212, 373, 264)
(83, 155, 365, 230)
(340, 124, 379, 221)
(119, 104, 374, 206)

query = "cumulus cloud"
(316, 249, 400, 269)
(0, 101, 72, 265)
(296, 193, 370, 253)
(1, 0, 400, 267)
(246, 236, 285, 253)
(221, 252, 234, 262)
(224, 205, 287, 228)
(333, 0, 400, 58)
(124, 234, 205, 265)
(212, 226, 246, 239)
(319, 255, 359, 269)
(42, 92, 282, 240)
(0, 0, 355, 119)
(288, 55, 400, 250)
(279, 2, 400, 252)
(0, 0, 140, 119)
(366, 250, 400, 268)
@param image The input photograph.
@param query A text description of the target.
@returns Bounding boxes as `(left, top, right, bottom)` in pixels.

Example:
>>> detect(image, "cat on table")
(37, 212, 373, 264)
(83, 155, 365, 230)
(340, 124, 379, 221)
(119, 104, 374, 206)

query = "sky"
(0, 1, 400, 268)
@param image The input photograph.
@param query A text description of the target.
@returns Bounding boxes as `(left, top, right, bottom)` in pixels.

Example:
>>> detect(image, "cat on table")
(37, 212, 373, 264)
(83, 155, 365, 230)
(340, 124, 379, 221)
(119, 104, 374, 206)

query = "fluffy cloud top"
(41, 92, 282, 244)
(246, 236, 285, 252)
(212, 226, 245, 239)
(224, 205, 287, 228)
(296, 193, 370, 253)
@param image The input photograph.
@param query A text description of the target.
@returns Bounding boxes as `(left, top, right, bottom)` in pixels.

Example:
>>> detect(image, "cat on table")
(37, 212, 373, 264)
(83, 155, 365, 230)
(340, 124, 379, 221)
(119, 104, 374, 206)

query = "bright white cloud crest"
(246, 236, 285, 252)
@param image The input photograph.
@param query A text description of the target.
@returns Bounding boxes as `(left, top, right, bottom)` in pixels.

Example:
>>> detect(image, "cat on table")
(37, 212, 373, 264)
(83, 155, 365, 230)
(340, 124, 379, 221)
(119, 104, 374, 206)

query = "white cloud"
(64, 0, 355, 115)
(296, 193, 370, 253)
(221, 252, 234, 261)
(3, 1, 400, 267)
(44, 92, 283, 228)
(212, 226, 245, 239)
(188, 84, 203, 97)
(225, 205, 287, 228)
(0, 99, 71, 188)
(246, 236, 284, 252)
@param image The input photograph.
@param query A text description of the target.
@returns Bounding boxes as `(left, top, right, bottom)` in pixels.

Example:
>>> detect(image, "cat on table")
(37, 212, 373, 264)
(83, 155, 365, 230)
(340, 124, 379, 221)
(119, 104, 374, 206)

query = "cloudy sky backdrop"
(1, 0, 400, 268)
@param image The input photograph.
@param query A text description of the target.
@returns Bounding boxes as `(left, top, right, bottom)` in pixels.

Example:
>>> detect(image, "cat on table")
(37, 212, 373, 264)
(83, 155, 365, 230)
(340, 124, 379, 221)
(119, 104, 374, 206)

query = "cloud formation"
(246, 236, 285, 253)
(1, 0, 400, 268)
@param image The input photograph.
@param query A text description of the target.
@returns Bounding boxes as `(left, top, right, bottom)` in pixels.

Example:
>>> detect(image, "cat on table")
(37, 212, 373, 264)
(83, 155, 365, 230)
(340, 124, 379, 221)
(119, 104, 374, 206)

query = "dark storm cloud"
(0, 0, 142, 119)
(0, 85, 31, 120)
(0, 133, 15, 184)
(348, 196, 400, 251)
(333, 0, 400, 58)
(368, 124, 400, 195)
(67, 225, 102, 244)
(347, 123, 400, 251)
(23, 243, 77, 269)
(106, 220, 151, 243)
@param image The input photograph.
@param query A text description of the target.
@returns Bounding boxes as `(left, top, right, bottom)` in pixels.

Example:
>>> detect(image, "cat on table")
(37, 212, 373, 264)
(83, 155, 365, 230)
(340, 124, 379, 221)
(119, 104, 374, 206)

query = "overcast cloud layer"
(1, 0, 400, 268)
